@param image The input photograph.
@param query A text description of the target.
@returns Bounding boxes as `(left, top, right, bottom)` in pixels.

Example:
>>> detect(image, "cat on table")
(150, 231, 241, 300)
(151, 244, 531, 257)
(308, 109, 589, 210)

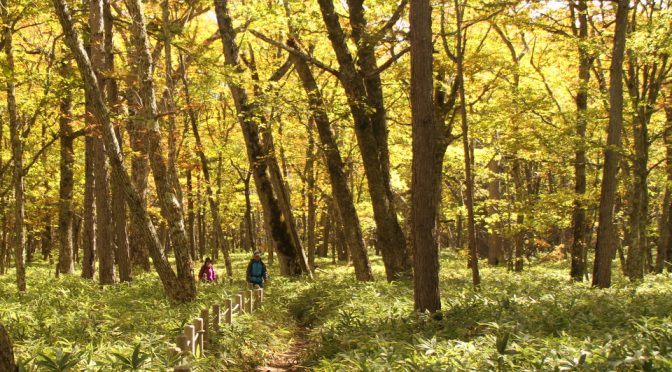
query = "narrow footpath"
(255, 326, 309, 372)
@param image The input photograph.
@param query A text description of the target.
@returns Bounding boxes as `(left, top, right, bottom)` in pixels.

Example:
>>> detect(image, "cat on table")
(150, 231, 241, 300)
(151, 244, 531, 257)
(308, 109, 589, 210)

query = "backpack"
(250, 261, 264, 279)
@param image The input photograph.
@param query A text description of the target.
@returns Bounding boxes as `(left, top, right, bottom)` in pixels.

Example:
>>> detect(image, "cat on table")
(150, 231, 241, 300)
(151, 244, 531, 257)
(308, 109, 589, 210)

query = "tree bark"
(0, 323, 16, 372)
(52, 0, 196, 302)
(58, 58, 76, 275)
(123, 0, 196, 295)
(305, 120, 317, 270)
(2, 0, 26, 291)
(214, 0, 310, 277)
(315, 0, 411, 280)
(82, 134, 96, 279)
(105, 0, 131, 282)
(411, 0, 441, 311)
(592, 0, 629, 288)
(186, 169, 197, 260)
(570, 0, 591, 281)
(90, 0, 116, 285)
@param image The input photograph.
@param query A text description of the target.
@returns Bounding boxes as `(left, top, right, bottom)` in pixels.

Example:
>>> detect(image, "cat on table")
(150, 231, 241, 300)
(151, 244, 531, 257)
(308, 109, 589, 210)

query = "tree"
(593, 0, 629, 288)
(455, 0, 480, 287)
(90, 0, 116, 285)
(2, 0, 26, 291)
(52, 0, 197, 302)
(569, 0, 592, 282)
(57, 57, 76, 275)
(0, 322, 16, 372)
(214, 0, 311, 277)
(411, 0, 441, 311)
(313, 0, 411, 280)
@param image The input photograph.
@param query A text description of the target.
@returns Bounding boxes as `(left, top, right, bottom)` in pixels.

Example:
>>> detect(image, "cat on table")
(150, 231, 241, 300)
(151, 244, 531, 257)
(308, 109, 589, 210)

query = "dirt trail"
(255, 326, 309, 372)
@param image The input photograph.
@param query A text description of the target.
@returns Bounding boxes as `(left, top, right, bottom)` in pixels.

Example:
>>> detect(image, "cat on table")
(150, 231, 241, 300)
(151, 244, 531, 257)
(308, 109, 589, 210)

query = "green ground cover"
(2, 252, 672, 371)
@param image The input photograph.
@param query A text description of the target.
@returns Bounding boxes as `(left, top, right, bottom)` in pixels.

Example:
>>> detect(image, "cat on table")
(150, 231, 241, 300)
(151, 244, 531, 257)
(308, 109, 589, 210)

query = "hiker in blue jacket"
(246, 250, 268, 288)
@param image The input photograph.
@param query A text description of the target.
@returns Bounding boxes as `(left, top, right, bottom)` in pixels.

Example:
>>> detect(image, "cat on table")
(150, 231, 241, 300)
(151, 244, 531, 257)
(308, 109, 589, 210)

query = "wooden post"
(255, 288, 263, 309)
(212, 304, 221, 332)
(200, 308, 209, 343)
(225, 298, 233, 324)
(168, 346, 181, 359)
(174, 366, 191, 372)
(247, 290, 253, 313)
(236, 293, 243, 314)
(193, 318, 204, 357)
(176, 335, 188, 354)
(238, 291, 246, 313)
(184, 325, 195, 355)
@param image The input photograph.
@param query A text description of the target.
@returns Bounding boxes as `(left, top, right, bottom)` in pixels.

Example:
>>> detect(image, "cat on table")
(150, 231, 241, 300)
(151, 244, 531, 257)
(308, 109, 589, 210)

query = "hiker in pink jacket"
(198, 257, 218, 282)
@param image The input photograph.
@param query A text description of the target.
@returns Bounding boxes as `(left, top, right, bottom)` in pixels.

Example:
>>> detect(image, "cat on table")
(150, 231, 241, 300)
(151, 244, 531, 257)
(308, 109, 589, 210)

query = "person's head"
(253, 251, 261, 260)
(204, 257, 212, 266)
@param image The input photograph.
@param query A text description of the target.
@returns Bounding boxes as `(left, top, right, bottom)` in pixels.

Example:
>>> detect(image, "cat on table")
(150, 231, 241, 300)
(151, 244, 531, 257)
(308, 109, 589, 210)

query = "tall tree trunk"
(657, 107, 672, 272)
(305, 120, 317, 270)
(179, 55, 233, 278)
(161, 0, 183, 209)
(487, 156, 504, 265)
(82, 135, 96, 279)
(289, 41, 373, 281)
(105, 0, 131, 282)
(90, 0, 115, 285)
(315, 0, 411, 280)
(411, 0, 441, 311)
(626, 110, 649, 280)
(236, 168, 255, 253)
(214, 0, 310, 277)
(455, 0, 480, 287)
(126, 88, 151, 271)
(2, 0, 26, 291)
(52, 0, 196, 302)
(592, 0, 629, 288)
(570, 0, 591, 281)
(58, 58, 76, 275)
(186, 169, 197, 260)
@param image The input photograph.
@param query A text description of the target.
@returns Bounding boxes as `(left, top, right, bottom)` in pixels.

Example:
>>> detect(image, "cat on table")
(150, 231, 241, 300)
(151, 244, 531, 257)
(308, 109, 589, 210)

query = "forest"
(0, 0, 671, 370)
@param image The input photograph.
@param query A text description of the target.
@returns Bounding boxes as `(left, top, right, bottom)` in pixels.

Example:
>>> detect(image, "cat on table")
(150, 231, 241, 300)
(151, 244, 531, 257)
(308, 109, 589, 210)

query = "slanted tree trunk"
(570, 0, 591, 281)
(2, 0, 26, 291)
(411, 0, 441, 311)
(58, 58, 76, 275)
(52, 0, 196, 302)
(314, 0, 410, 281)
(289, 39, 373, 281)
(90, 0, 115, 285)
(124, 0, 196, 295)
(593, 0, 629, 288)
(214, 0, 310, 277)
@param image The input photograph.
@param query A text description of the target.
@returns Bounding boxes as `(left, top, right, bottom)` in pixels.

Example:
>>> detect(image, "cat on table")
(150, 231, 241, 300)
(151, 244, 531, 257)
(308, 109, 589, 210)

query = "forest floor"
(255, 325, 309, 371)
(1, 251, 672, 370)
